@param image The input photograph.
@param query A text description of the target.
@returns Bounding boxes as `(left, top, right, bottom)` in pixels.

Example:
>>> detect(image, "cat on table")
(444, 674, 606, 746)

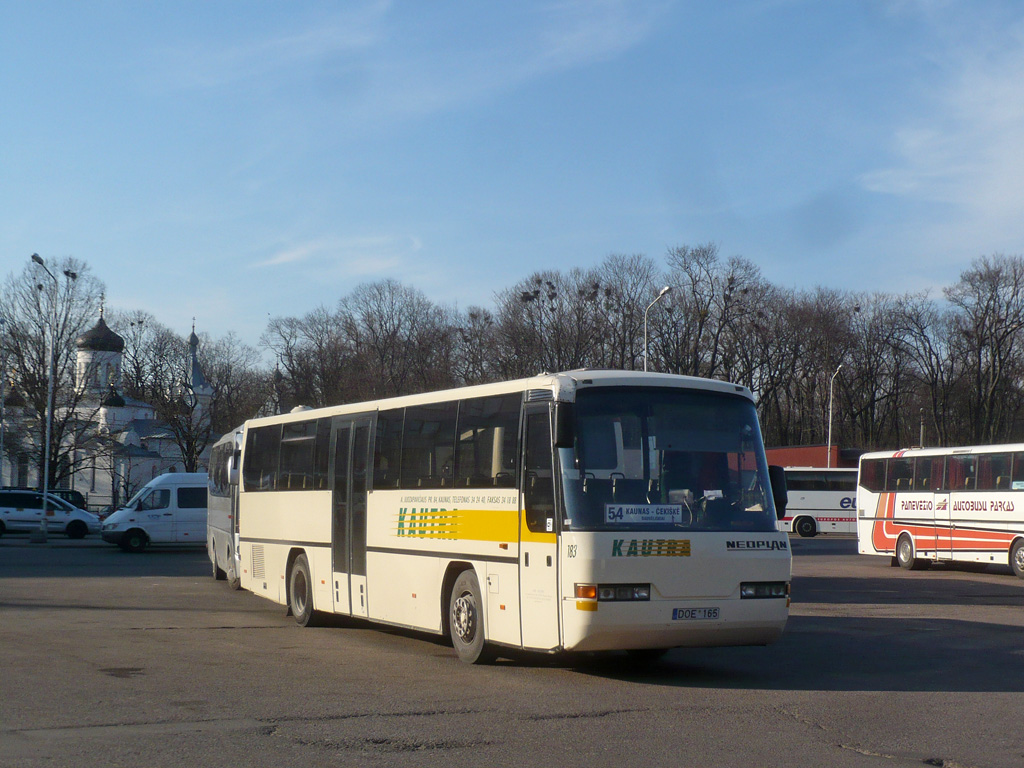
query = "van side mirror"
(553, 402, 574, 449)
(768, 465, 788, 520)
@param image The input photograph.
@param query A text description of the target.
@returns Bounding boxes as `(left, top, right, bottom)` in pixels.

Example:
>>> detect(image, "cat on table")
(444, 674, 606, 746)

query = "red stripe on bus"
(870, 492, 1016, 552)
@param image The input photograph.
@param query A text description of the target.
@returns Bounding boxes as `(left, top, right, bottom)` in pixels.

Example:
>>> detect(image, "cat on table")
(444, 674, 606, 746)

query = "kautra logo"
(396, 508, 452, 537)
(611, 539, 691, 557)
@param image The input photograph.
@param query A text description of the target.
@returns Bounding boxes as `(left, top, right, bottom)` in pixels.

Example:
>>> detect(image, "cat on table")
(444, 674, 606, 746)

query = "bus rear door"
(331, 415, 372, 618)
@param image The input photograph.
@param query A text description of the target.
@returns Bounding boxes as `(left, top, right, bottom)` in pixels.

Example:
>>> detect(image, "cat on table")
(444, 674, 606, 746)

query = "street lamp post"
(826, 363, 843, 469)
(1, 317, 6, 487)
(30, 254, 77, 542)
(643, 286, 672, 372)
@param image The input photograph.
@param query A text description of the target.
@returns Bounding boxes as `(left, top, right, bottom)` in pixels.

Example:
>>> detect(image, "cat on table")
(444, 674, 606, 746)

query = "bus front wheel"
(794, 517, 817, 538)
(896, 534, 928, 571)
(1010, 540, 1024, 579)
(449, 570, 495, 664)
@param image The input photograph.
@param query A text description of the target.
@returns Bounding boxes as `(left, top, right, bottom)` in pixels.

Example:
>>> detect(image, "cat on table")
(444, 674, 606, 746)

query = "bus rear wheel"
(1010, 540, 1024, 580)
(449, 570, 495, 664)
(289, 554, 322, 627)
(896, 533, 927, 571)
(794, 516, 817, 538)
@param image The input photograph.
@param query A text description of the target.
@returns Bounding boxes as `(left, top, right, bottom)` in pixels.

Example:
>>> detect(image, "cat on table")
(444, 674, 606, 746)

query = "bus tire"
(122, 529, 148, 553)
(288, 554, 322, 627)
(794, 516, 817, 538)
(449, 570, 495, 664)
(212, 553, 227, 581)
(896, 533, 927, 570)
(1010, 540, 1024, 580)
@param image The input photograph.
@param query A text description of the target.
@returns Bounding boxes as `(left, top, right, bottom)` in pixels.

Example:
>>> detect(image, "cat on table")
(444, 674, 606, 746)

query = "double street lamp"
(643, 286, 672, 372)
(30, 254, 77, 542)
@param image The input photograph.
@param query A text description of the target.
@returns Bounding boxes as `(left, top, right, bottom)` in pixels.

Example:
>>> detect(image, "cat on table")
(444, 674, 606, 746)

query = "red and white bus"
(857, 444, 1024, 578)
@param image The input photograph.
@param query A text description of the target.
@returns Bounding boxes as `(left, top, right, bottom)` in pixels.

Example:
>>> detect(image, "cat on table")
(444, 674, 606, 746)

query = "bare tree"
(0, 257, 104, 488)
(945, 254, 1024, 444)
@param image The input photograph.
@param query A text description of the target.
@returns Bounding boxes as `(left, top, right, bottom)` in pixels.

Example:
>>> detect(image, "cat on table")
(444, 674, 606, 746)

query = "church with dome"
(1, 310, 215, 511)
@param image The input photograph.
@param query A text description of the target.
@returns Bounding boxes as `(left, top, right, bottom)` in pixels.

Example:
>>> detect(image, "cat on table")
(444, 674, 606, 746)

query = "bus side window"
(455, 393, 521, 489)
(1012, 453, 1024, 490)
(243, 425, 281, 492)
(859, 459, 885, 492)
(374, 409, 404, 490)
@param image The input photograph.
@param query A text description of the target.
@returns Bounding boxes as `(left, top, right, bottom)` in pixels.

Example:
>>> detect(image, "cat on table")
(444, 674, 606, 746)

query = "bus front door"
(519, 405, 561, 651)
(936, 491, 953, 559)
(331, 416, 372, 618)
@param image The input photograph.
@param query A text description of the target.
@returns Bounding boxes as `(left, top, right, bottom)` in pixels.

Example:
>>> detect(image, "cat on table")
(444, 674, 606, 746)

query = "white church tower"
(75, 305, 125, 398)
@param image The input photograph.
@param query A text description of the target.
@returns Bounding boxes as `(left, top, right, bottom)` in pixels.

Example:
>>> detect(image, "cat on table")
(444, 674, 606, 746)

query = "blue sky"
(3, 1, 1023, 345)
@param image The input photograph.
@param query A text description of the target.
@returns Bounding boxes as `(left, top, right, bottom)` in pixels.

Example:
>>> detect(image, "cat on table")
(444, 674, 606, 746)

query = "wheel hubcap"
(294, 573, 307, 614)
(453, 593, 476, 643)
(899, 539, 911, 562)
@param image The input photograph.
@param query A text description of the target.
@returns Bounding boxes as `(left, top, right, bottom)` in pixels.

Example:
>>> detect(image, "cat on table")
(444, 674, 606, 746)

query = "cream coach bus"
(857, 444, 1024, 578)
(232, 370, 792, 663)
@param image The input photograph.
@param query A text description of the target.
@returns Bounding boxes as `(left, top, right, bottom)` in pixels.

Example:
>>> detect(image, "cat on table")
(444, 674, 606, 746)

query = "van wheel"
(66, 520, 88, 539)
(449, 570, 495, 664)
(794, 517, 817, 538)
(289, 554, 322, 627)
(122, 529, 148, 553)
(1010, 540, 1024, 579)
(896, 533, 927, 570)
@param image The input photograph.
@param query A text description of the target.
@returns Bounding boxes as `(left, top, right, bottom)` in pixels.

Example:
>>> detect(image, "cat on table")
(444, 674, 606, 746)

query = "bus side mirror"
(553, 403, 574, 449)
(228, 451, 240, 487)
(768, 465, 788, 520)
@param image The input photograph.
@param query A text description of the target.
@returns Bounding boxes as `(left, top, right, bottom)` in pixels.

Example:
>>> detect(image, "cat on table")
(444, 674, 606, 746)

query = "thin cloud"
(252, 235, 421, 275)
(154, 1, 390, 90)
(860, 12, 1024, 236)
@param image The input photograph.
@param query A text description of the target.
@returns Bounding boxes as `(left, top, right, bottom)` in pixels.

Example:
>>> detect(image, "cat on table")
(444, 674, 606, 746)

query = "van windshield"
(560, 387, 778, 533)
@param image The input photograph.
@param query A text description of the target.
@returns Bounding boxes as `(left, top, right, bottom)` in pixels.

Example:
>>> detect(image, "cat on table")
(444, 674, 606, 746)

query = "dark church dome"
(100, 385, 126, 409)
(3, 388, 26, 408)
(76, 315, 124, 353)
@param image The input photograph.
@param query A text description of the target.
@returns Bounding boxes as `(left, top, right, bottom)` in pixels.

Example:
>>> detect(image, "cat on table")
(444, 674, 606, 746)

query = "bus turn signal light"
(575, 584, 598, 600)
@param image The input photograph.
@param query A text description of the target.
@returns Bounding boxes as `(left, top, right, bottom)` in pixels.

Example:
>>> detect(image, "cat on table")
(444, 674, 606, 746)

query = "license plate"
(672, 607, 719, 621)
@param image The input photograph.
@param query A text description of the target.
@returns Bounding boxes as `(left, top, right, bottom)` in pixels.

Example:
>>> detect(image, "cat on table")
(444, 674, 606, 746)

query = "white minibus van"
(101, 473, 208, 552)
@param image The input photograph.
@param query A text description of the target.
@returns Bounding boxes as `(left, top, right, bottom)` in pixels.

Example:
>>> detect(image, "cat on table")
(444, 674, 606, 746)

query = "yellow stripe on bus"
(394, 507, 519, 542)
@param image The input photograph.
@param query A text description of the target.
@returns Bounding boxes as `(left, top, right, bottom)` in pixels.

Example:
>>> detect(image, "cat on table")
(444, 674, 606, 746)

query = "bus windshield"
(560, 387, 777, 533)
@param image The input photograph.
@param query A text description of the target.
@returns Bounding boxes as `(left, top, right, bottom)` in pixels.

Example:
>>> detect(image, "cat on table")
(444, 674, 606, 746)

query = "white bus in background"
(857, 444, 1024, 578)
(229, 370, 792, 664)
(781, 467, 858, 537)
(208, 427, 243, 589)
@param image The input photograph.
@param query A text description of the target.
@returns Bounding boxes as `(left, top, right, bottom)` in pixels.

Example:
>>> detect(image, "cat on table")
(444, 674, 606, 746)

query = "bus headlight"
(740, 581, 789, 599)
(576, 584, 651, 602)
